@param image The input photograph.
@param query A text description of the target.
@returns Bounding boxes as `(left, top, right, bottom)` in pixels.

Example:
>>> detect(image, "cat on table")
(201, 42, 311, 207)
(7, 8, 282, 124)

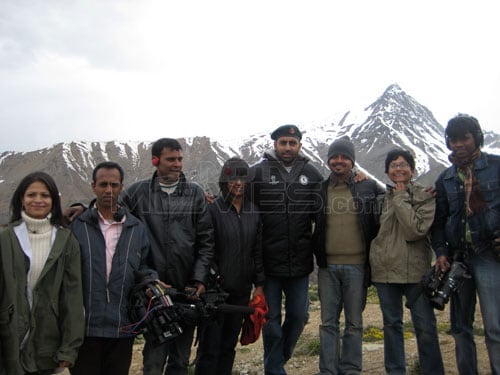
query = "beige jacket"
(369, 182, 435, 284)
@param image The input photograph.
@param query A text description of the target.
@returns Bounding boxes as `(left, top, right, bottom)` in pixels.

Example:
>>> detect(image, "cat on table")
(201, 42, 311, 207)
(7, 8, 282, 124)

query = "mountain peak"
(383, 83, 404, 96)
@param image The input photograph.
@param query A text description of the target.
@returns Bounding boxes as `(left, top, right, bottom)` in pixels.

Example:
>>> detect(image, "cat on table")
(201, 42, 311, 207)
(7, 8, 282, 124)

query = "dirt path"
(128, 299, 491, 374)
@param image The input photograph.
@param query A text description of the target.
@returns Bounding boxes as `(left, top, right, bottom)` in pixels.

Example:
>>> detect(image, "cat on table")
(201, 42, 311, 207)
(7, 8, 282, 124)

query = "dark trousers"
(143, 324, 196, 375)
(70, 336, 135, 375)
(194, 293, 250, 375)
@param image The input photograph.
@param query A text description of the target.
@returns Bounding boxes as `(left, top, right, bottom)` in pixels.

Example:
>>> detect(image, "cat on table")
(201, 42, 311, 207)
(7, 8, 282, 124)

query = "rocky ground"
(126, 296, 491, 375)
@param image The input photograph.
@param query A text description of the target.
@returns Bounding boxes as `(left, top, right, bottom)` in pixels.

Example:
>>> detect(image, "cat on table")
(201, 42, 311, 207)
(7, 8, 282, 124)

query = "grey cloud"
(0, 0, 151, 71)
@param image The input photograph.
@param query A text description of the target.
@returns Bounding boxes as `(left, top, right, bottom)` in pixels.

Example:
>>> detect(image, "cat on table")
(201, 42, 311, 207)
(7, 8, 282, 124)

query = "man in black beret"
(250, 124, 323, 375)
(270, 125, 303, 142)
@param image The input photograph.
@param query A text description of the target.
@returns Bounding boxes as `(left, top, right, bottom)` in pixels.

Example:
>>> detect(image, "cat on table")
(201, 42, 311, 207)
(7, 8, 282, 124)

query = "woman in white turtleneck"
(0, 171, 84, 375)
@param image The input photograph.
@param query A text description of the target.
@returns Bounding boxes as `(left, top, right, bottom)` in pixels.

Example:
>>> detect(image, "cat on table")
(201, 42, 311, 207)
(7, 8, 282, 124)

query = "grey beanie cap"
(327, 136, 355, 164)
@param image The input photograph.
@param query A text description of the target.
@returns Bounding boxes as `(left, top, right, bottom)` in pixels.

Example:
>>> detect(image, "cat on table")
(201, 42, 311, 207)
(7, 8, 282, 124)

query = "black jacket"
(251, 151, 323, 278)
(208, 197, 265, 295)
(314, 173, 383, 268)
(120, 171, 214, 288)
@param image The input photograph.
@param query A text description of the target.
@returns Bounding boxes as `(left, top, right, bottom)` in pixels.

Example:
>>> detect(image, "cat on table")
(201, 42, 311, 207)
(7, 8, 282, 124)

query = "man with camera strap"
(431, 114, 500, 375)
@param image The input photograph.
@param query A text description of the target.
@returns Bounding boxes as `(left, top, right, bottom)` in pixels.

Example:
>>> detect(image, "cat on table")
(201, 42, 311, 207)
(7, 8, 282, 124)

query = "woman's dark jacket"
(71, 208, 157, 338)
(120, 171, 214, 289)
(314, 173, 383, 268)
(208, 197, 265, 296)
(251, 151, 323, 278)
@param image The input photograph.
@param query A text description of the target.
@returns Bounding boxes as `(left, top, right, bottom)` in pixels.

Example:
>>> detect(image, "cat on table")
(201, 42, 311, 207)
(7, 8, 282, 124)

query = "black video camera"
(420, 259, 471, 310)
(128, 270, 254, 346)
(128, 277, 185, 346)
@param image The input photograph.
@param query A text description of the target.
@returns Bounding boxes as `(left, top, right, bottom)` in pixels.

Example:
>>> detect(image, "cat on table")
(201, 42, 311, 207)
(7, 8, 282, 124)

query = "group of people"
(0, 114, 498, 375)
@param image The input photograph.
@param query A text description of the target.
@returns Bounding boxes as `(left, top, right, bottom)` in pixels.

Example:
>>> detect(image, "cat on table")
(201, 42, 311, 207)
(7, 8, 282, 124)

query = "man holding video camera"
(431, 114, 500, 374)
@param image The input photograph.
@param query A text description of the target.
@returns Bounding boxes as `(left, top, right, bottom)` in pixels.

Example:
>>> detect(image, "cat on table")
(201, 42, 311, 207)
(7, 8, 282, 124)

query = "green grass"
(294, 334, 321, 356)
(363, 326, 384, 342)
(408, 360, 422, 374)
(366, 285, 379, 304)
(309, 284, 319, 302)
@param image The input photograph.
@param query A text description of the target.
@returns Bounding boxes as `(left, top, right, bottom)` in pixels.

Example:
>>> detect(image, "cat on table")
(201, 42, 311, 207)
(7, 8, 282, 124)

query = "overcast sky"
(1, 0, 499, 152)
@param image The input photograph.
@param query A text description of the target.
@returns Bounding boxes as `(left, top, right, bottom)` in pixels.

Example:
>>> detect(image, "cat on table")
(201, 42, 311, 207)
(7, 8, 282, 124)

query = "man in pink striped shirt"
(71, 161, 157, 375)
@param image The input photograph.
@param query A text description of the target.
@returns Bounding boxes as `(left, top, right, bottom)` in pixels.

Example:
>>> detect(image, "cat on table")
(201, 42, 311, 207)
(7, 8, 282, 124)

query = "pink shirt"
(97, 211, 125, 282)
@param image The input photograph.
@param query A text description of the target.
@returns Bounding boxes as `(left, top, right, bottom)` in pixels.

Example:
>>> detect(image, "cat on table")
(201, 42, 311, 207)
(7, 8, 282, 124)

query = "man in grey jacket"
(121, 138, 214, 375)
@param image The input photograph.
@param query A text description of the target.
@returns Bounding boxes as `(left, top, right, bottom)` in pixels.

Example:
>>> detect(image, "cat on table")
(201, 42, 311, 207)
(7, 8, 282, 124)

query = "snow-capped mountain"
(1, 84, 498, 224)
(209, 83, 498, 184)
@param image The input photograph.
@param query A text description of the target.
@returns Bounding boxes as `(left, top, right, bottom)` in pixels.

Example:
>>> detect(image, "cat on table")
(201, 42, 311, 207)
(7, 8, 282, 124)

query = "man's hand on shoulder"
(353, 170, 369, 183)
(424, 185, 437, 197)
(63, 204, 85, 223)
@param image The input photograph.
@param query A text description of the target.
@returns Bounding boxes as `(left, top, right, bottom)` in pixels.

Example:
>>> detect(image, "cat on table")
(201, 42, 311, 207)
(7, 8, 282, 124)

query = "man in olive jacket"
(369, 149, 443, 375)
(313, 137, 383, 375)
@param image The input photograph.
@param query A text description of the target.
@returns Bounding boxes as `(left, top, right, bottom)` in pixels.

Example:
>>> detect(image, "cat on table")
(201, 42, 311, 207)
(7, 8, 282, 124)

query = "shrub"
(363, 326, 383, 342)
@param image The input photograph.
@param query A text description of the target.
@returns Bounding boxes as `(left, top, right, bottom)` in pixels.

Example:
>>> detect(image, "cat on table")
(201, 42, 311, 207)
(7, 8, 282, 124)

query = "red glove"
(240, 294, 269, 345)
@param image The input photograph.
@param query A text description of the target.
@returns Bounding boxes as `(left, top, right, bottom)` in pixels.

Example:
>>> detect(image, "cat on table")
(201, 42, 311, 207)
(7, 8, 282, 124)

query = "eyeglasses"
(389, 162, 410, 169)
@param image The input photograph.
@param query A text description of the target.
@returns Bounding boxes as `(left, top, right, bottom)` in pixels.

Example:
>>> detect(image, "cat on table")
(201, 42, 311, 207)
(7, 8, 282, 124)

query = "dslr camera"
(421, 258, 470, 310)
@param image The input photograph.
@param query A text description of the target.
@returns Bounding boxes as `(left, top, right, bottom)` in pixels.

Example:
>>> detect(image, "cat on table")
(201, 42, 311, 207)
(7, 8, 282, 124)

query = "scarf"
(448, 149, 487, 217)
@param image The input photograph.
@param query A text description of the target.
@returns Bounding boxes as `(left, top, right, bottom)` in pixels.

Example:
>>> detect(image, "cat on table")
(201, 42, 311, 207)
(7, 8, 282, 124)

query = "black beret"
(270, 124, 302, 141)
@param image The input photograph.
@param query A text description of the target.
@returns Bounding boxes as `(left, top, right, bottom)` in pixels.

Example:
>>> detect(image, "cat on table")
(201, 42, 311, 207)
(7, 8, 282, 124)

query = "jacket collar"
(149, 170, 187, 193)
(326, 171, 355, 186)
(443, 151, 488, 180)
(78, 206, 138, 228)
(215, 196, 251, 212)
(263, 150, 309, 165)
(262, 151, 310, 182)
(12, 220, 60, 306)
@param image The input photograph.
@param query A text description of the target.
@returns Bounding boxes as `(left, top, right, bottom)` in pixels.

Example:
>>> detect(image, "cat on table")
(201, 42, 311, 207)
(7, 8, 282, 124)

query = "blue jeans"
(142, 324, 195, 375)
(317, 264, 365, 375)
(450, 249, 500, 375)
(262, 275, 309, 375)
(374, 283, 444, 375)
